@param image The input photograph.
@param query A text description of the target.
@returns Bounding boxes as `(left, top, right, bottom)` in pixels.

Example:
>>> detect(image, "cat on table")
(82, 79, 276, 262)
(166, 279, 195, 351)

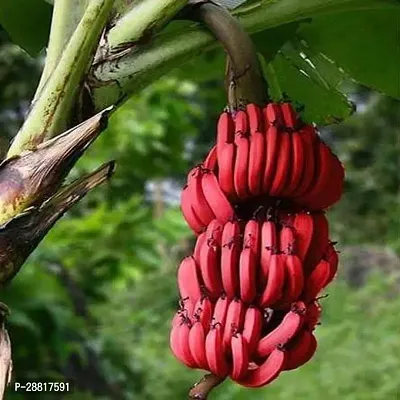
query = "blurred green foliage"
(0, 25, 399, 399)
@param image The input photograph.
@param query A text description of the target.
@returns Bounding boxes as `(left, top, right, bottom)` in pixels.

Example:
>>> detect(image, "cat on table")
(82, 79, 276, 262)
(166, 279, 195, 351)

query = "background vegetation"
(1, 16, 399, 399)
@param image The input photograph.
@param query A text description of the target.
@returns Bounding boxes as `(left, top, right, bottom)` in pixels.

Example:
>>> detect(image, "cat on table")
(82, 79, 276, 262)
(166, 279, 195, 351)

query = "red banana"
(189, 321, 208, 369)
(203, 145, 218, 170)
(281, 103, 298, 129)
(222, 220, 241, 246)
(269, 131, 291, 197)
(235, 109, 249, 133)
(221, 221, 241, 299)
(284, 329, 317, 370)
(200, 170, 235, 224)
(212, 295, 230, 327)
(188, 168, 216, 226)
(280, 225, 296, 255)
(293, 212, 314, 262)
(239, 248, 257, 304)
(242, 306, 263, 355)
(170, 321, 185, 362)
(193, 232, 207, 265)
(238, 347, 286, 388)
(264, 103, 283, 127)
(248, 131, 265, 196)
(177, 257, 202, 304)
(259, 253, 286, 307)
(246, 104, 264, 195)
(262, 126, 280, 193)
(283, 131, 305, 196)
(231, 333, 250, 381)
(180, 186, 204, 234)
(296, 140, 333, 208)
(171, 320, 197, 368)
(291, 125, 316, 197)
(324, 242, 339, 284)
(199, 239, 223, 299)
(205, 325, 229, 377)
(218, 142, 236, 199)
(243, 219, 261, 256)
(277, 254, 304, 307)
(286, 254, 305, 301)
(247, 103, 263, 133)
(234, 135, 251, 199)
(192, 296, 213, 332)
(260, 220, 278, 284)
(256, 302, 305, 357)
(308, 155, 344, 210)
(305, 301, 322, 330)
(217, 112, 234, 160)
(223, 299, 245, 352)
(304, 213, 329, 274)
(172, 298, 195, 327)
(206, 219, 224, 247)
(171, 310, 183, 329)
(303, 259, 331, 301)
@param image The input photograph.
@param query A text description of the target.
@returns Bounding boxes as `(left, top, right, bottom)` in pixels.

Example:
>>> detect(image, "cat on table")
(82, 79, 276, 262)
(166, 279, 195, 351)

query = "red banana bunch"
(177, 215, 337, 313)
(181, 102, 344, 233)
(171, 295, 320, 386)
(171, 215, 338, 387)
(173, 100, 344, 390)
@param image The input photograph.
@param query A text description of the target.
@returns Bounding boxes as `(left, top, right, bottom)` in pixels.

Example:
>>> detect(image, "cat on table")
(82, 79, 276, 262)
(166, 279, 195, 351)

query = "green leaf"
(282, 38, 347, 91)
(0, 0, 52, 55)
(8, 310, 41, 337)
(299, 9, 400, 98)
(257, 35, 353, 124)
(268, 51, 354, 125)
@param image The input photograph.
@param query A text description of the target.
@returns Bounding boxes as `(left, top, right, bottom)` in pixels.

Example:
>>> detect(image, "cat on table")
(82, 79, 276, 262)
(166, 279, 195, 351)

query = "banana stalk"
(34, 0, 91, 100)
(104, 0, 188, 55)
(7, 0, 115, 157)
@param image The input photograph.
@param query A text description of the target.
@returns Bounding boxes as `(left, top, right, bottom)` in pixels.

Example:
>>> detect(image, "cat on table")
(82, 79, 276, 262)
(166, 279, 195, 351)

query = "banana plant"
(0, 0, 398, 397)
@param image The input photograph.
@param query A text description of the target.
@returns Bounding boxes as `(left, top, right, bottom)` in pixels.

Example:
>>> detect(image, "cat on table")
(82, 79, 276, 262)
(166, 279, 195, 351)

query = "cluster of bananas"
(171, 102, 344, 388)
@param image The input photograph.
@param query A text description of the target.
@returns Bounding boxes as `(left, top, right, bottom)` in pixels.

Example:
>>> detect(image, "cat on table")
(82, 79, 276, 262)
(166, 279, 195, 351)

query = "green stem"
(34, 0, 90, 102)
(234, 0, 398, 32)
(106, 0, 188, 52)
(90, 0, 394, 110)
(7, 0, 115, 158)
(112, 0, 135, 15)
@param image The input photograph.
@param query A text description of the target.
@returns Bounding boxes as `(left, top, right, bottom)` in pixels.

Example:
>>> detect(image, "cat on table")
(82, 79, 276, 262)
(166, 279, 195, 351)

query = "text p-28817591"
(13, 381, 72, 393)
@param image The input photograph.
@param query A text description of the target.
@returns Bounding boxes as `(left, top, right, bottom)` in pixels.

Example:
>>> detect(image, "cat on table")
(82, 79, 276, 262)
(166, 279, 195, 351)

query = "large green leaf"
(0, 0, 52, 55)
(299, 9, 400, 98)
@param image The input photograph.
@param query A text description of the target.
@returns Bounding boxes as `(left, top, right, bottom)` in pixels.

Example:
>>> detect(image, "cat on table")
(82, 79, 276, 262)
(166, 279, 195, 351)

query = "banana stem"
(34, 0, 90, 102)
(106, 0, 188, 52)
(185, 2, 268, 109)
(188, 373, 224, 399)
(7, 0, 115, 157)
